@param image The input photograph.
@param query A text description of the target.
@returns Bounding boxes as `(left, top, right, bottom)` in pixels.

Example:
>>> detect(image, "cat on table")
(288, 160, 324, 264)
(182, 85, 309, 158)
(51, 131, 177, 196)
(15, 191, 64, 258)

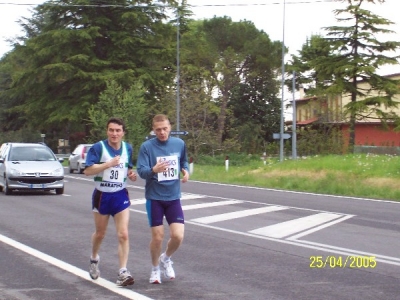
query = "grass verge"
(189, 154, 400, 201)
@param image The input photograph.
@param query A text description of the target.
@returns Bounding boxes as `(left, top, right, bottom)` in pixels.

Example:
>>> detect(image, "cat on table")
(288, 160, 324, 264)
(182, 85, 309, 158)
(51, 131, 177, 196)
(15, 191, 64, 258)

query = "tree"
(286, 34, 332, 95)
(1, 0, 178, 135)
(180, 17, 283, 149)
(229, 72, 281, 154)
(314, 0, 400, 152)
(87, 80, 148, 160)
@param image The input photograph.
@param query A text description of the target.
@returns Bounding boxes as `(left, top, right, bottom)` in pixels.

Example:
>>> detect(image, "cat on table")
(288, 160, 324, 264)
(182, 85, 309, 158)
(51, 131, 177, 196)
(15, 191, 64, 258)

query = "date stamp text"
(310, 256, 377, 268)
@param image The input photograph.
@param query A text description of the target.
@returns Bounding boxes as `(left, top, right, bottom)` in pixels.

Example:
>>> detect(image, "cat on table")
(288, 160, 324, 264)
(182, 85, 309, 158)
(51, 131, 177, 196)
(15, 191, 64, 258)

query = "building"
(288, 73, 400, 152)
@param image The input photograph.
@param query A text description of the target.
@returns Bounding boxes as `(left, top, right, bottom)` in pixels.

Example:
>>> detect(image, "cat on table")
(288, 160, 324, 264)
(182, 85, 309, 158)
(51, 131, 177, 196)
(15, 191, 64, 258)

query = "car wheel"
(69, 162, 74, 174)
(77, 164, 83, 174)
(0, 185, 3, 192)
(56, 187, 64, 195)
(4, 179, 12, 195)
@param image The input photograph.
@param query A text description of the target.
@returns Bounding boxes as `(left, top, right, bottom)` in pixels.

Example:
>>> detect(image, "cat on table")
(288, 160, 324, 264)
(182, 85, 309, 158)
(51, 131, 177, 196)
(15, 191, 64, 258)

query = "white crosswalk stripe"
(182, 200, 243, 211)
(249, 212, 343, 238)
(190, 205, 288, 224)
(130, 193, 207, 205)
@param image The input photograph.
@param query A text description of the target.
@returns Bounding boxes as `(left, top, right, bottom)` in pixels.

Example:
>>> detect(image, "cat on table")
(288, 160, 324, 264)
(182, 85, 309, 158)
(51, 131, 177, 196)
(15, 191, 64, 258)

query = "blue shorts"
(92, 188, 130, 217)
(146, 199, 184, 227)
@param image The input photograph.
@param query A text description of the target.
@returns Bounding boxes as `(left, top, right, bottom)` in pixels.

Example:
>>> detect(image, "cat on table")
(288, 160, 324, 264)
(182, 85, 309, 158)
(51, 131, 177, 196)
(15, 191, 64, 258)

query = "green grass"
(189, 154, 400, 201)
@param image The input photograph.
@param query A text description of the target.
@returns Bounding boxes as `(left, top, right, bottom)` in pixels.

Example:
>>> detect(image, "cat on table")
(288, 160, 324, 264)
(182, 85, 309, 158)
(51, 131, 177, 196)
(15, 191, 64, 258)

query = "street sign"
(273, 133, 291, 140)
(146, 130, 189, 140)
(170, 131, 189, 135)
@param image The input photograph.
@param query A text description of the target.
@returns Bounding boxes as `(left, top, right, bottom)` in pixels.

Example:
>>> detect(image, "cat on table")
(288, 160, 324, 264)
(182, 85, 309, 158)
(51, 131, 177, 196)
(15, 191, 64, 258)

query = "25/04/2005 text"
(310, 256, 376, 268)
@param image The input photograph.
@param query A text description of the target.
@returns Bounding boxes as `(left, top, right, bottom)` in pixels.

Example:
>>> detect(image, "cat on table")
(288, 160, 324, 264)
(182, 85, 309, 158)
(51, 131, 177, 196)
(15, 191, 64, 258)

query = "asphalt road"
(1, 170, 400, 300)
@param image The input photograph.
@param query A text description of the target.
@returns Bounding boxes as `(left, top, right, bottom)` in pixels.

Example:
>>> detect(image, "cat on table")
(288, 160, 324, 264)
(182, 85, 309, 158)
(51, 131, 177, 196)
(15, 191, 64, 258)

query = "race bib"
(157, 155, 179, 181)
(103, 158, 126, 183)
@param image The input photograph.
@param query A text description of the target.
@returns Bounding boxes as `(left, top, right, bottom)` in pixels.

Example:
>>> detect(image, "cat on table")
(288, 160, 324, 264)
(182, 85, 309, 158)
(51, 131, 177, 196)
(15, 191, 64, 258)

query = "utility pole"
(176, 1, 181, 132)
(292, 71, 297, 159)
(279, 0, 286, 162)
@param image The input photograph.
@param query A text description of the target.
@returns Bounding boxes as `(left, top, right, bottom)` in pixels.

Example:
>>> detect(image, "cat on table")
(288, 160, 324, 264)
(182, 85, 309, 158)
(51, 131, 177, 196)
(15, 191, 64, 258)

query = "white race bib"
(103, 158, 126, 183)
(157, 155, 179, 181)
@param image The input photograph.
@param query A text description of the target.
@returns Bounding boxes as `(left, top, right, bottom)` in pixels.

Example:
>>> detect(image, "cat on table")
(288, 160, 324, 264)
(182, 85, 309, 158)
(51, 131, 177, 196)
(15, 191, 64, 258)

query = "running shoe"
(116, 270, 135, 286)
(159, 253, 175, 279)
(149, 269, 161, 284)
(89, 257, 100, 280)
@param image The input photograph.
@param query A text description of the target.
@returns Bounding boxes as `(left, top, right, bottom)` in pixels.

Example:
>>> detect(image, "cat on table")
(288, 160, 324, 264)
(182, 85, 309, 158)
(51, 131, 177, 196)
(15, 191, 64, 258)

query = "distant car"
(0, 142, 65, 195)
(68, 144, 93, 174)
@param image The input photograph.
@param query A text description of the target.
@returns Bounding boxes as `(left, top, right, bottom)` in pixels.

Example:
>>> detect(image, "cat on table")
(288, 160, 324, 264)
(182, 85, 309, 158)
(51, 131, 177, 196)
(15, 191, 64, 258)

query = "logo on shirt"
(100, 182, 123, 188)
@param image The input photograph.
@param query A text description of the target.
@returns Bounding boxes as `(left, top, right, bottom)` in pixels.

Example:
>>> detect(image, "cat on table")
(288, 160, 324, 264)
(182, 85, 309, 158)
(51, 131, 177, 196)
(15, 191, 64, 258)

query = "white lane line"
(190, 205, 289, 224)
(0, 234, 152, 300)
(249, 213, 343, 238)
(182, 200, 243, 211)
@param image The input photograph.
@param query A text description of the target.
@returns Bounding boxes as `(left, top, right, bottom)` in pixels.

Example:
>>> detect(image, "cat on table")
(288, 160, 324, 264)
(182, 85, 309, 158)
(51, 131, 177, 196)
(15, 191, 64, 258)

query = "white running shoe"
(89, 257, 100, 280)
(149, 269, 161, 284)
(159, 253, 175, 279)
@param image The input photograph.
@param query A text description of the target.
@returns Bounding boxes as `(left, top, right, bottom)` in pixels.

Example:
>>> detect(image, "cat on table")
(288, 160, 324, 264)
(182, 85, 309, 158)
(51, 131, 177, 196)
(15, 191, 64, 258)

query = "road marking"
(130, 193, 207, 205)
(129, 192, 353, 240)
(27, 177, 400, 268)
(287, 214, 355, 240)
(130, 199, 147, 205)
(190, 205, 288, 224)
(182, 200, 243, 210)
(0, 234, 152, 300)
(183, 220, 400, 266)
(249, 213, 343, 238)
(128, 204, 398, 266)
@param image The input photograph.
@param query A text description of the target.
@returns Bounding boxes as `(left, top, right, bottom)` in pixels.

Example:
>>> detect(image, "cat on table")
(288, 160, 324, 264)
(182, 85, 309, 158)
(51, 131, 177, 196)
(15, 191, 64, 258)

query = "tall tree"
(314, 0, 400, 152)
(181, 17, 283, 148)
(1, 0, 178, 134)
(229, 73, 281, 154)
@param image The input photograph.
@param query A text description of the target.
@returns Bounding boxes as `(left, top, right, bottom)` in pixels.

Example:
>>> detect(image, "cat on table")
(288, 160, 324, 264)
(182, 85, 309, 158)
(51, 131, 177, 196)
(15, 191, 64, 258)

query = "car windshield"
(9, 147, 55, 161)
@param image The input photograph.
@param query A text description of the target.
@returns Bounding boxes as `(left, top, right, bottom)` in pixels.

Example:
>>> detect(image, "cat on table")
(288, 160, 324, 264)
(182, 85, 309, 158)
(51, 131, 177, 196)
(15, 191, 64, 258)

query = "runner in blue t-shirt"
(84, 117, 137, 286)
(137, 114, 189, 284)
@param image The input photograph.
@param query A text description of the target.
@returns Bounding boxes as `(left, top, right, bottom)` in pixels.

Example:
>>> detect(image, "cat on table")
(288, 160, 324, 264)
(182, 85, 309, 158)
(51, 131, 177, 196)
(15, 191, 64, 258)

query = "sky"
(0, 0, 399, 76)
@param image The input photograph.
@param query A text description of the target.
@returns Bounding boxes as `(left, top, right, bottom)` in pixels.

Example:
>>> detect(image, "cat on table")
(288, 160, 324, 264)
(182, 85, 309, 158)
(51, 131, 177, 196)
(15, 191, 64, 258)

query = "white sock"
(163, 254, 171, 261)
(119, 267, 127, 274)
(90, 255, 99, 262)
(152, 266, 160, 272)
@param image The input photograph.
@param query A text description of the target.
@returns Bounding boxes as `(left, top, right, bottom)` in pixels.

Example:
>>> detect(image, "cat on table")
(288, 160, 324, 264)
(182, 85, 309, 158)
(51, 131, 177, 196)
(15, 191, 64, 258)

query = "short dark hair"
(107, 117, 126, 131)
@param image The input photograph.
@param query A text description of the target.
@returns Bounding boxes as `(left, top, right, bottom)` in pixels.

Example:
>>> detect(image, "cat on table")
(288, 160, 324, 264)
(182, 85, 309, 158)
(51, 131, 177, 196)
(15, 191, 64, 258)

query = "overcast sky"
(0, 0, 399, 75)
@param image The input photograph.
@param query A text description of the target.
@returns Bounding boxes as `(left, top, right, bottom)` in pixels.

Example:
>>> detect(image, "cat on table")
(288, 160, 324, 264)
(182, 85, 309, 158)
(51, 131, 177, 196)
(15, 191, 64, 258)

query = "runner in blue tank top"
(84, 117, 137, 287)
(137, 114, 189, 284)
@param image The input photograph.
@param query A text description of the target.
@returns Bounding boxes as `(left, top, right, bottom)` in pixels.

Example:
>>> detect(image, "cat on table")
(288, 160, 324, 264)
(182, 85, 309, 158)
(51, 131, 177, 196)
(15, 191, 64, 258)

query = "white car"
(68, 144, 93, 174)
(0, 142, 65, 195)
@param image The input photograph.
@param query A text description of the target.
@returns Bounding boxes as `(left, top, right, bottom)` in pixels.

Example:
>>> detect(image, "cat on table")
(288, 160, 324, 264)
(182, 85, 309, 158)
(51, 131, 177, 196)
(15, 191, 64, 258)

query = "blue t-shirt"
(136, 136, 188, 201)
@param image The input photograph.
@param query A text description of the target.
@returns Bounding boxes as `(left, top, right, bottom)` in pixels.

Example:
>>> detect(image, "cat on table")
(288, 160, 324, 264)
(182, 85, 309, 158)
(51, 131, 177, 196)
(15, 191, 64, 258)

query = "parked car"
(0, 142, 64, 195)
(68, 144, 93, 174)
